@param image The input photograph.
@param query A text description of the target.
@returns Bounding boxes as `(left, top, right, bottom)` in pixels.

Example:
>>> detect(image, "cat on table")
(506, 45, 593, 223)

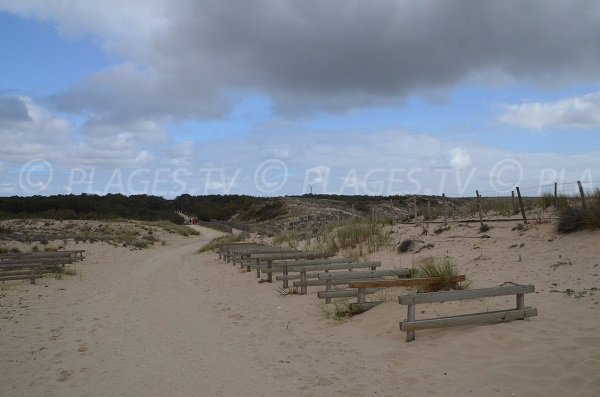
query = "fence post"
(442, 194, 448, 226)
(476, 190, 484, 227)
(406, 304, 416, 342)
(413, 196, 417, 224)
(516, 187, 528, 224)
(427, 200, 431, 221)
(554, 182, 558, 208)
(577, 180, 587, 209)
(511, 191, 518, 214)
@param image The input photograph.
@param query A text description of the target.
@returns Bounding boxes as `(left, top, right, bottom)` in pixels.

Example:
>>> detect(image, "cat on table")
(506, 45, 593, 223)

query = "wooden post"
(516, 187, 528, 224)
(267, 260, 273, 283)
(300, 270, 307, 295)
(406, 304, 416, 342)
(325, 279, 332, 304)
(442, 194, 447, 226)
(282, 265, 289, 289)
(577, 180, 587, 209)
(30, 267, 36, 285)
(554, 182, 558, 208)
(511, 191, 517, 214)
(357, 288, 366, 304)
(476, 190, 484, 227)
(427, 200, 431, 221)
(450, 200, 454, 219)
(413, 196, 417, 224)
(255, 258, 261, 278)
(516, 293, 524, 310)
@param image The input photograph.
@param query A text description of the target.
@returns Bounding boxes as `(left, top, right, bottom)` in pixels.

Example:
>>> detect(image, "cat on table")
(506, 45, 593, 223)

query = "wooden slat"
(350, 301, 384, 314)
(0, 262, 69, 270)
(398, 284, 534, 305)
(400, 307, 538, 331)
(293, 278, 388, 288)
(318, 269, 411, 280)
(350, 275, 465, 289)
(317, 288, 384, 299)
(250, 252, 334, 261)
(271, 258, 355, 267)
(0, 275, 39, 282)
(264, 261, 380, 273)
(252, 258, 354, 270)
(275, 272, 321, 281)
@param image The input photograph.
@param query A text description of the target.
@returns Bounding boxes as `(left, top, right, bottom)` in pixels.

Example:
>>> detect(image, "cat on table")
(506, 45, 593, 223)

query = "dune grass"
(558, 189, 600, 233)
(415, 257, 470, 291)
(198, 232, 250, 253)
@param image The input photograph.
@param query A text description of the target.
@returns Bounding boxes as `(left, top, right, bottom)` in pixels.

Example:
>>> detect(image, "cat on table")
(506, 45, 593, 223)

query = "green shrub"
(397, 239, 414, 253)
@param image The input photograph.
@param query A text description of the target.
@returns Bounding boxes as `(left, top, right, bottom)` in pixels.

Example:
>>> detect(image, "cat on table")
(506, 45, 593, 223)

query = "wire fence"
(387, 179, 600, 226)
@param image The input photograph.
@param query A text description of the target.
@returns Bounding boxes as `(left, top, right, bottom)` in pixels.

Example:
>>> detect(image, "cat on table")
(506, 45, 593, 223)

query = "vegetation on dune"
(302, 218, 390, 257)
(558, 190, 600, 233)
(415, 257, 470, 292)
(198, 232, 250, 253)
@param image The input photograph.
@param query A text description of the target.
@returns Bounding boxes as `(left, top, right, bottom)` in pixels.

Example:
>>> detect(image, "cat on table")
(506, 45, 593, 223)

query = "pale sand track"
(2, 223, 600, 396)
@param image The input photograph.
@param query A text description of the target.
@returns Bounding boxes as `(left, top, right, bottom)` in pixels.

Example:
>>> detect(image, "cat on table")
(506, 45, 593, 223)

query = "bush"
(398, 239, 414, 253)
(416, 257, 469, 291)
(558, 190, 600, 233)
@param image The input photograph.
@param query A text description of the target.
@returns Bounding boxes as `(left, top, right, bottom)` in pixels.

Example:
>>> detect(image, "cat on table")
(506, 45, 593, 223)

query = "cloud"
(498, 91, 600, 130)
(450, 148, 472, 170)
(2, 1, 599, 119)
(0, 97, 31, 123)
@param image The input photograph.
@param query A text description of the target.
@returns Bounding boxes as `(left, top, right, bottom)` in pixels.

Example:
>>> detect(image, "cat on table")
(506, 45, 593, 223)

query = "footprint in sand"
(78, 343, 88, 353)
(57, 369, 73, 382)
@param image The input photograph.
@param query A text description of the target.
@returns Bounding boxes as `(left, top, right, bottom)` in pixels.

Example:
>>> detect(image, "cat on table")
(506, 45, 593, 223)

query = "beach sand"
(1, 222, 599, 396)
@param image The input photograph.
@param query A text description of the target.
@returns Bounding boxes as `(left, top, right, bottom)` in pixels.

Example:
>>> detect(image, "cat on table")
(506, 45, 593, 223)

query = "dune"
(1, 221, 599, 396)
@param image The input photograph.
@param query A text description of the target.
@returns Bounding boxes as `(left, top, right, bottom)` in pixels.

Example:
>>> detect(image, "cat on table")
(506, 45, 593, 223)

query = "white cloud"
(498, 91, 600, 130)
(449, 148, 472, 170)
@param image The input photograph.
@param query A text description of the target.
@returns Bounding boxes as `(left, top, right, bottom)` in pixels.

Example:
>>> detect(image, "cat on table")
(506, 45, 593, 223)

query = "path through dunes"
(2, 224, 600, 396)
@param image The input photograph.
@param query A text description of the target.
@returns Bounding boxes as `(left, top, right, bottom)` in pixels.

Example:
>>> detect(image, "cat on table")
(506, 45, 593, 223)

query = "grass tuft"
(397, 239, 414, 253)
(415, 257, 470, 291)
(198, 232, 249, 253)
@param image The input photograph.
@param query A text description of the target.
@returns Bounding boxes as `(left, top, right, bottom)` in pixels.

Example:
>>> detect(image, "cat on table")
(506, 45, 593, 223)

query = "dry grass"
(198, 232, 250, 253)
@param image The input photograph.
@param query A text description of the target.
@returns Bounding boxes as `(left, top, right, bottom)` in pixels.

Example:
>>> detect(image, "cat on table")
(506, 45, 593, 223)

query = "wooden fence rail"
(398, 284, 537, 342)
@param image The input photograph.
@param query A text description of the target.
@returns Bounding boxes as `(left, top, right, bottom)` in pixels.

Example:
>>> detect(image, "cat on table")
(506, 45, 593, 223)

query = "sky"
(0, 0, 599, 198)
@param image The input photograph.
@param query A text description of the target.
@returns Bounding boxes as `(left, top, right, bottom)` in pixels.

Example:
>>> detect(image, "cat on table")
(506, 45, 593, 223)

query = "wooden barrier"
(316, 268, 411, 303)
(288, 261, 381, 295)
(398, 284, 537, 342)
(250, 252, 335, 281)
(0, 250, 84, 284)
(270, 258, 356, 288)
(347, 275, 466, 314)
(219, 244, 265, 262)
(231, 248, 298, 267)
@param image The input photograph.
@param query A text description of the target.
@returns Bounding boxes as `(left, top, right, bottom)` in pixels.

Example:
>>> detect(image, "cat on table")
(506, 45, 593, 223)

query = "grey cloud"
(0, 96, 31, 123)
(27, 0, 599, 119)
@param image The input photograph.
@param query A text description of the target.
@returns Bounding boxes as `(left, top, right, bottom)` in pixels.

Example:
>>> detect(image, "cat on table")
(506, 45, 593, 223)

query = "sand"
(1, 222, 599, 396)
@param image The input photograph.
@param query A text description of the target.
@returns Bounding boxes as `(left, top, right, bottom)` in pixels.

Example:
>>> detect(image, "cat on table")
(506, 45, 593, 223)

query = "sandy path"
(2, 223, 600, 396)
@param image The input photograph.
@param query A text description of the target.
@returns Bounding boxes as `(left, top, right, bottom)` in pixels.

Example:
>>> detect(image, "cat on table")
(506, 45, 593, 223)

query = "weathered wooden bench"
(347, 275, 466, 314)
(250, 252, 335, 281)
(231, 248, 298, 267)
(217, 243, 260, 260)
(317, 268, 413, 303)
(0, 257, 81, 284)
(398, 284, 537, 342)
(282, 261, 381, 294)
(271, 258, 357, 288)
